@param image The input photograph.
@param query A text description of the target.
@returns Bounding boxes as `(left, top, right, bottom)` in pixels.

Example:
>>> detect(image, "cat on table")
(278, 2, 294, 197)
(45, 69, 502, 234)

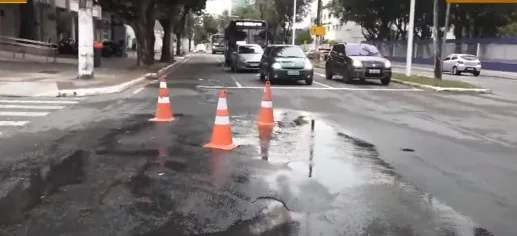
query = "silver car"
(442, 53, 481, 76)
(230, 44, 264, 72)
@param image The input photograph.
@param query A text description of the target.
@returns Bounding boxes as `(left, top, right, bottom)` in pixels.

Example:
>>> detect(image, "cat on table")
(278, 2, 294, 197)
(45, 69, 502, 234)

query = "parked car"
(230, 44, 263, 72)
(442, 53, 481, 76)
(195, 44, 207, 53)
(259, 44, 314, 85)
(325, 43, 392, 85)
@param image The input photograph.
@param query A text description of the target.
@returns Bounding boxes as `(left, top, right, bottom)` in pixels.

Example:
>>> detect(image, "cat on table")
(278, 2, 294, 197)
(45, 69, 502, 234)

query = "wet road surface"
(1, 53, 516, 235)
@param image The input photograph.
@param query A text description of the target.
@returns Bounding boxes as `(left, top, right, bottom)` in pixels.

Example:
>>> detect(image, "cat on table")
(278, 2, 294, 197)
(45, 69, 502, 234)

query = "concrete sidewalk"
(0, 52, 191, 97)
(391, 62, 517, 80)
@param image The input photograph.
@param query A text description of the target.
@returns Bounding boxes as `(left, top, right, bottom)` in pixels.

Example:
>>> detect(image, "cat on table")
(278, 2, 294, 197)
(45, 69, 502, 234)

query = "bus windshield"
(212, 35, 224, 46)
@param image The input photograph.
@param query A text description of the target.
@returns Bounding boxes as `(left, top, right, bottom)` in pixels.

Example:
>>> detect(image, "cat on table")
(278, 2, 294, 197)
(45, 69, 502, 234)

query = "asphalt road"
(1, 53, 517, 235)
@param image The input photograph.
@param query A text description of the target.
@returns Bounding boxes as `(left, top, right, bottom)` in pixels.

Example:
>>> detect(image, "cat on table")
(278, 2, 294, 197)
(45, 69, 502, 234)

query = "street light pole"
(292, 0, 297, 45)
(405, 0, 415, 76)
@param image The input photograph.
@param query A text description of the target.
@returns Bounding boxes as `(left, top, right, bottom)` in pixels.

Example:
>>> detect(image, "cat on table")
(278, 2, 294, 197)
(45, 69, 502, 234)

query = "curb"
(391, 78, 492, 93)
(35, 55, 190, 97)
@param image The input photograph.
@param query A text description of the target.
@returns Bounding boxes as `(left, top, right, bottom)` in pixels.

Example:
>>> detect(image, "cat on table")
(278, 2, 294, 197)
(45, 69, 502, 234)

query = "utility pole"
(292, 0, 297, 45)
(405, 0, 415, 76)
(441, 3, 451, 60)
(78, 0, 94, 79)
(432, 0, 442, 79)
(315, 0, 322, 53)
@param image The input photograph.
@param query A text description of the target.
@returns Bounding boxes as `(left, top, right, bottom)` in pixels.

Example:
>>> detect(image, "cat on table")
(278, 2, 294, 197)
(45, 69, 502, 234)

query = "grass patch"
(392, 73, 478, 88)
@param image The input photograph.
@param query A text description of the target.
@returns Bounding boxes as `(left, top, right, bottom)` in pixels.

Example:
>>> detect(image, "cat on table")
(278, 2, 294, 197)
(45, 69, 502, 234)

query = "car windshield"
(238, 45, 263, 54)
(272, 46, 306, 58)
(345, 44, 381, 57)
(460, 55, 477, 61)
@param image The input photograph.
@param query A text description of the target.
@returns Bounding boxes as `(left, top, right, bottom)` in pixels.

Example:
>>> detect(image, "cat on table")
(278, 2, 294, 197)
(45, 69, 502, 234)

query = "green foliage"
(295, 29, 313, 45)
(217, 10, 231, 32)
(498, 22, 517, 37)
(202, 14, 219, 35)
(328, 0, 517, 40)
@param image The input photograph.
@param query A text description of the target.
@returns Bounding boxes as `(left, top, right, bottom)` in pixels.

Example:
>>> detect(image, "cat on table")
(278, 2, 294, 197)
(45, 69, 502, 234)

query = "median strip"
(392, 73, 491, 93)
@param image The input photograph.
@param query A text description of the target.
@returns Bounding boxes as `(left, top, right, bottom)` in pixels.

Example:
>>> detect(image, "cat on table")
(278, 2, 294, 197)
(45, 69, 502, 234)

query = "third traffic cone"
(203, 90, 238, 150)
(257, 81, 275, 126)
(149, 77, 175, 122)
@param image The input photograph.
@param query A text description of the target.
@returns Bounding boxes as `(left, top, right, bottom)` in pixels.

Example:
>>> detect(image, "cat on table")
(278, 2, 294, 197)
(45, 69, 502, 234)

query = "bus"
(211, 33, 225, 54)
(223, 19, 268, 66)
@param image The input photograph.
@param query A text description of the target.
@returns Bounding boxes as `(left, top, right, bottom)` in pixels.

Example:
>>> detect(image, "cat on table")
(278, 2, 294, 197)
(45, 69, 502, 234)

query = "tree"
(217, 10, 231, 32)
(100, 0, 157, 66)
(295, 29, 313, 45)
(202, 14, 219, 35)
(156, 0, 181, 62)
(172, 0, 207, 55)
(272, 0, 312, 43)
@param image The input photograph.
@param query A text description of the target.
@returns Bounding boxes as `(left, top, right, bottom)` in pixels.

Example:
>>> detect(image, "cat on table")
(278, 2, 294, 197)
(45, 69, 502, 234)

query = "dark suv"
(325, 43, 392, 85)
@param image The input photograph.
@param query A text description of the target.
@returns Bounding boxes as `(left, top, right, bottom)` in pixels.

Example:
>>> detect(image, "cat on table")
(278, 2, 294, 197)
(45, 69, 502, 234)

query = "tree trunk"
(188, 37, 192, 52)
(133, 0, 156, 66)
(159, 16, 173, 62)
(432, 0, 442, 79)
(176, 33, 182, 55)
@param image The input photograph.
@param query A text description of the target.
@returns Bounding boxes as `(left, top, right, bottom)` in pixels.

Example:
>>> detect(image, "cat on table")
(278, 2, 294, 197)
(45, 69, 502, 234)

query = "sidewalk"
(391, 62, 517, 80)
(0, 51, 187, 97)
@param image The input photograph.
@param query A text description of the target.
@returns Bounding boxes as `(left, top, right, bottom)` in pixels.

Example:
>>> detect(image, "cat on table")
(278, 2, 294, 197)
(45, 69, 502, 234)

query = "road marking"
(0, 121, 29, 126)
(0, 111, 50, 117)
(0, 100, 79, 104)
(0, 104, 65, 110)
(196, 85, 423, 91)
(316, 73, 326, 77)
(230, 75, 243, 88)
(313, 80, 333, 88)
(133, 87, 145, 94)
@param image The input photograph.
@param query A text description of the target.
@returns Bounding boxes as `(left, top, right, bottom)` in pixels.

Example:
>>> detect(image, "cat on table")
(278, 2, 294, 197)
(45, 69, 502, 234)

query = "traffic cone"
(257, 81, 275, 126)
(204, 90, 238, 150)
(149, 77, 175, 122)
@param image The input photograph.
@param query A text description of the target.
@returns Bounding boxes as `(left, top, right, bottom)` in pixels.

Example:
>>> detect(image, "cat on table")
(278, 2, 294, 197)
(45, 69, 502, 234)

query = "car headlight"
(352, 59, 363, 68)
(272, 62, 282, 69)
(304, 59, 313, 70)
(384, 60, 391, 68)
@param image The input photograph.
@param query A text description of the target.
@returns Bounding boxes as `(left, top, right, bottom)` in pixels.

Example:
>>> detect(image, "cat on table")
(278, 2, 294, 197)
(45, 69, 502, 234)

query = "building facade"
(309, 0, 364, 45)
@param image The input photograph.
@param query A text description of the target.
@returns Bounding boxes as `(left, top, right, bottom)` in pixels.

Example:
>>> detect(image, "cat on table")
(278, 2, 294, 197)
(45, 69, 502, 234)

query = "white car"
(195, 44, 207, 53)
(442, 53, 481, 76)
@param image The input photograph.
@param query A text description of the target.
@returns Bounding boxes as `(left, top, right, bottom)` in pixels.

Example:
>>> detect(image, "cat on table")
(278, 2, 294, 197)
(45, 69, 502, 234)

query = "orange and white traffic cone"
(257, 81, 275, 126)
(204, 90, 238, 150)
(149, 77, 175, 122)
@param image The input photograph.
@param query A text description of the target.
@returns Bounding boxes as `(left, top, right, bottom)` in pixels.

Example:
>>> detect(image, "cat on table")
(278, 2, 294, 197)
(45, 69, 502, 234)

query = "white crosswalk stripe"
(0, 98, 82, 130)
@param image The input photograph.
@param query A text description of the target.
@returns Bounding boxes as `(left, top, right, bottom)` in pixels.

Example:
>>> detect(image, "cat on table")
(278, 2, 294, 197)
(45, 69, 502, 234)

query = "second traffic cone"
(149, 77, 175, 122)
(204, 90, 238, 150)
(257, 81, 275, 126)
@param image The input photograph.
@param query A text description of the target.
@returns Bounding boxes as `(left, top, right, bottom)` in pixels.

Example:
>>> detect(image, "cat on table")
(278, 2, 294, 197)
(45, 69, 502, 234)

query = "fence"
(365, 38, 517, 72)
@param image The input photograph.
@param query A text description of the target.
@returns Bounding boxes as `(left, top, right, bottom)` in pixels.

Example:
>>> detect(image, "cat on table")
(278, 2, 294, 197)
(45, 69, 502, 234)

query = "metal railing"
(0, 36, 58, 62)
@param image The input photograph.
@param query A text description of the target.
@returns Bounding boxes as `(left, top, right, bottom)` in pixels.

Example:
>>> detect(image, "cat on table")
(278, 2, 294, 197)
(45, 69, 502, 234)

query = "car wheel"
(452, 66, 461, 75)
(473, 71, 480, 76)
(381, 77, 391, 86)
(305, 78, 313, 85)
(325, 67, 333, 80)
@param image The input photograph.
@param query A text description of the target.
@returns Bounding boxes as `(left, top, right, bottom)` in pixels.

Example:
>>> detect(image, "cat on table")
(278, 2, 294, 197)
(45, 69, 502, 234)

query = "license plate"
(249, 63, 259, 67)
(466, 67, 475, 71)
(368, 69, 381, 74)
(287, 70, 300, 75)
